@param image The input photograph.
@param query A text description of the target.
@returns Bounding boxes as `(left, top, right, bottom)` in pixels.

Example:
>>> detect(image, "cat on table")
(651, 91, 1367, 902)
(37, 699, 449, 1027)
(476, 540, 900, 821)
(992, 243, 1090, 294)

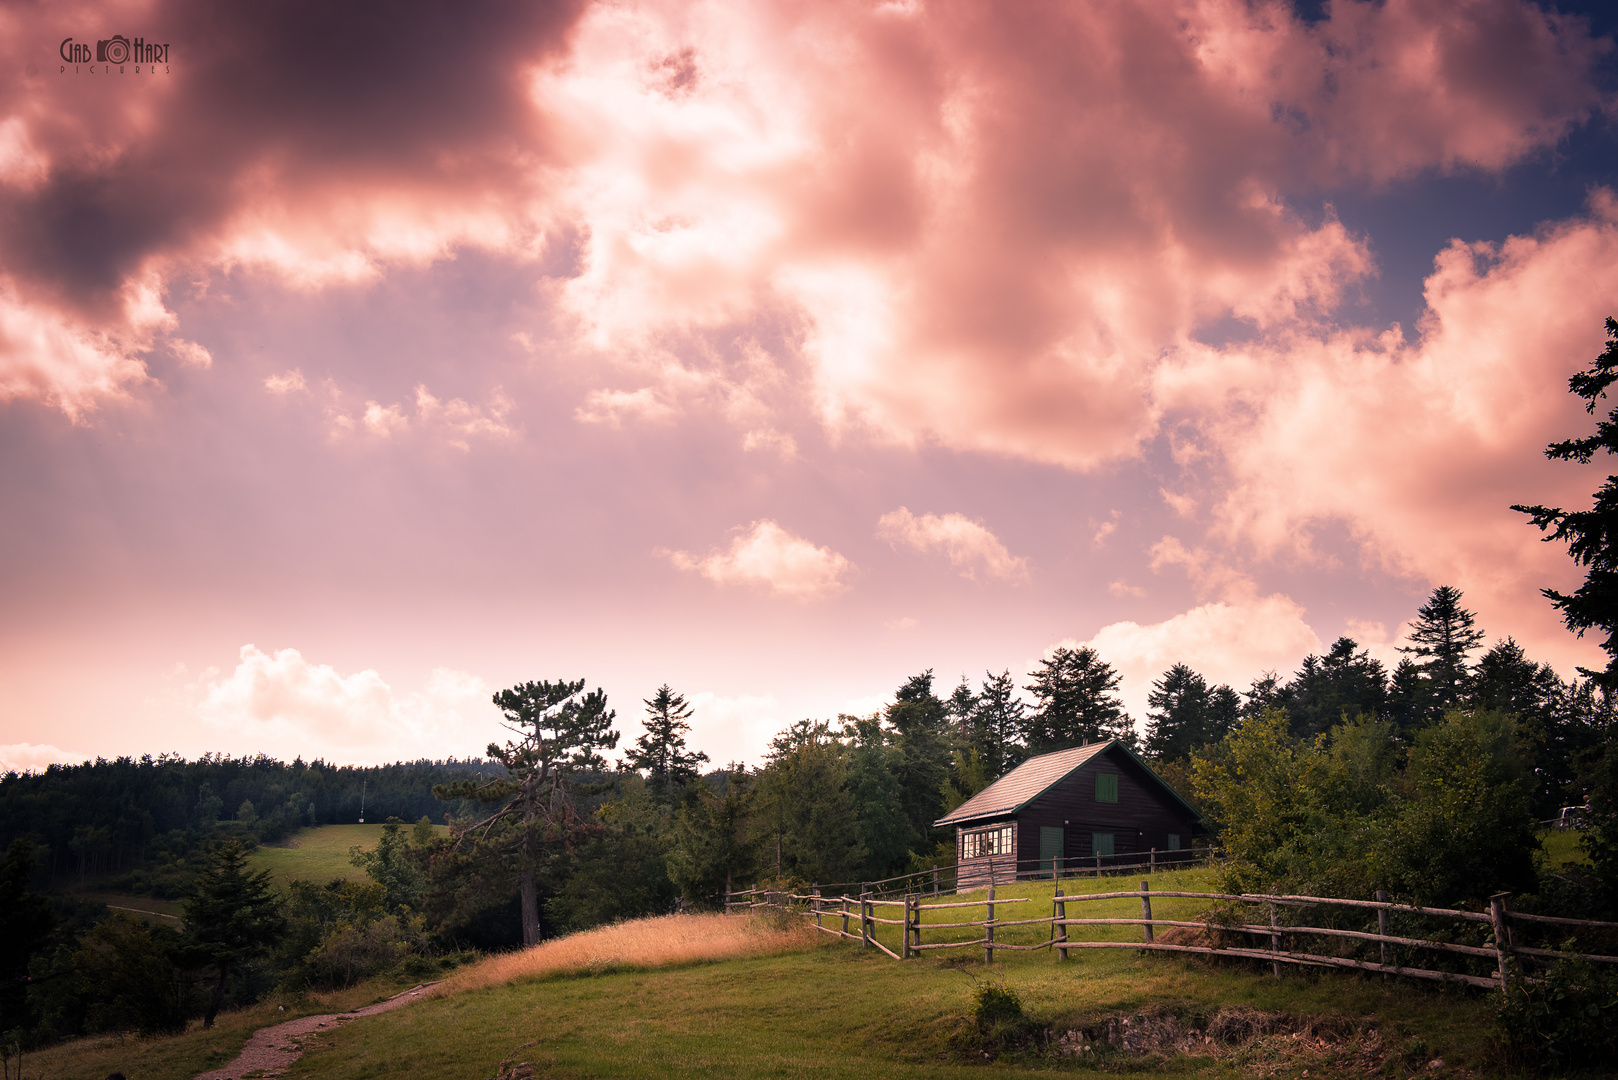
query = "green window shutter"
(1167, 833, 1181, 851)
(1095, 772, 1118, 803)
(1091, 832, 1115, 857)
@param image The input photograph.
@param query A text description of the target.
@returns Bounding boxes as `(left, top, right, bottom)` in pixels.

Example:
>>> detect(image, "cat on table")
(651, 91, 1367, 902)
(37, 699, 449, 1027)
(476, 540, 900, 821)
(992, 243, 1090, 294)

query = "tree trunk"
(519, 868, 541, 947)
(204, 964, 229, 1028)
(518, 778, 541, 947)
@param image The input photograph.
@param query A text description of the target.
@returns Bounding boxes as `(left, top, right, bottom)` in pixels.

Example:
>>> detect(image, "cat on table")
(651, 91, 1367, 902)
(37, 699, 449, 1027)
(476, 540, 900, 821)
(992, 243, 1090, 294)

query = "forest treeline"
(0, 754, 490, 894)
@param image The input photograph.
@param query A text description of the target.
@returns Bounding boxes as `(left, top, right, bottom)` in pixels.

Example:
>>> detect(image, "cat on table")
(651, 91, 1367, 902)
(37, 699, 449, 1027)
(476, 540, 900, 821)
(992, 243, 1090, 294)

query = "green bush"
(973, 981, 1024, 1029)
(1498, 953, 1618, 1072)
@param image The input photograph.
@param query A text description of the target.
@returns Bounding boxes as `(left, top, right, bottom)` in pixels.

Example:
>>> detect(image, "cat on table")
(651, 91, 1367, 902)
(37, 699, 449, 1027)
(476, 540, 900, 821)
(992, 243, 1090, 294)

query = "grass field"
(27, 867, 1513, 1080)
(247, 823, 448, 889)
(1538, 826, 1589, 867)
(294, 924, 1495, 1079)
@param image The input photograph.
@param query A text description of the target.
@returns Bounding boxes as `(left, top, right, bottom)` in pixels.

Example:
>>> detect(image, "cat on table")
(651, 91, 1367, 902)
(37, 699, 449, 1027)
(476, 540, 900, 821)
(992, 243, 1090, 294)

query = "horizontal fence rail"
(726, 877, 1618, 993)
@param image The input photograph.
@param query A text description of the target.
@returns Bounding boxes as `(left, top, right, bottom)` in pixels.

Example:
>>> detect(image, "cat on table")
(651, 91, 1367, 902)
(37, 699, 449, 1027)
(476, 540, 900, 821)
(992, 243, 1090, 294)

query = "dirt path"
(192, 982, 437, 1080)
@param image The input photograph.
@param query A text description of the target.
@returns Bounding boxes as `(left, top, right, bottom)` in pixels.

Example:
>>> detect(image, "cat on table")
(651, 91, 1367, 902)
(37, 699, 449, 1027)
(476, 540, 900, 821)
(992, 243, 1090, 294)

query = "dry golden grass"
(433, 912, 818, 995)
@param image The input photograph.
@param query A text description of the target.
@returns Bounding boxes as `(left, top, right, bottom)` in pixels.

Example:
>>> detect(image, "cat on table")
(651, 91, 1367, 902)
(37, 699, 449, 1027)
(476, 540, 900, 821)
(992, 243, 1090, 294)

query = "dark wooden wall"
(1014, 746, 1200, 864)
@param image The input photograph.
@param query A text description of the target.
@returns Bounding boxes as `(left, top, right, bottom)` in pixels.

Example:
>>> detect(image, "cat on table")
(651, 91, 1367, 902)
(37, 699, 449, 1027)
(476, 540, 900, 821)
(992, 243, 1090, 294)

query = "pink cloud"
(1185, 194, 1618, 671)
(662, 519, 852, 599)
(1083, 593, 1325, 721)
(876, 506, 1028, 582)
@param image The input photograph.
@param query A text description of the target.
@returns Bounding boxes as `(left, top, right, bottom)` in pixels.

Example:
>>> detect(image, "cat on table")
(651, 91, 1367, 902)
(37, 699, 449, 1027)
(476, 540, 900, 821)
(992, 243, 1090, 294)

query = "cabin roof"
(931, 740, 1208, 829)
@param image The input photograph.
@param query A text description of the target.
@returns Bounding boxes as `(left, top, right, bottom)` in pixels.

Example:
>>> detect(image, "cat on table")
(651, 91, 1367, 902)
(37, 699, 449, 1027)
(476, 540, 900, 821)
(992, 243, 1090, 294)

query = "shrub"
(973, 981, 1024, 1029)
(1498, 953, 1618, 1072)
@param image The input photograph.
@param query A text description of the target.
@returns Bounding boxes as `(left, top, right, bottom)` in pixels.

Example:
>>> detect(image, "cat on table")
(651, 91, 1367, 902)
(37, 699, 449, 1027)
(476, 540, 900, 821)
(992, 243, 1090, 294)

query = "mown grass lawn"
(287, 872, 1503, 1080)
(247, 823, 447, 889)
(291, 936, 1499, 1080)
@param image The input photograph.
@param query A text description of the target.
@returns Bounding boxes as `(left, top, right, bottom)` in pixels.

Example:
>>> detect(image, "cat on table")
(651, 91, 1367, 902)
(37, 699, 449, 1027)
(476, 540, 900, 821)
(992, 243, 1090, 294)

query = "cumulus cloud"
(194, 645, 495, 761)
(877, 506, 1029, 582)
(264, 369, 307, 394)
(322, 383, 517, 449)
(684, 690, 781, 765)
(0, 742, 85, 773)
(662, 519, 851, 599)
(534, 0, 1606, 466)
(1175, 193, 1618, 671)
(1083, 594, 1325, 721)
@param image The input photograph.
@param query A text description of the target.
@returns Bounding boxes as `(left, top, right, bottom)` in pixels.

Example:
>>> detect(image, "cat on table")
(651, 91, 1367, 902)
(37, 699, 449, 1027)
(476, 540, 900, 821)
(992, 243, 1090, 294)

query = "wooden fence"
(727, 880, 1618, 993)
(761, 848, 1215, 905)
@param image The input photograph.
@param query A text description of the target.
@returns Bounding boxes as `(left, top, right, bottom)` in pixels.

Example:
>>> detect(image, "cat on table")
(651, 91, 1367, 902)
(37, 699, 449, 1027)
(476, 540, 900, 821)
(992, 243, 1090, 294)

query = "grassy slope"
(28, 868, 1508, 1080)
(24, 980, 420, 1080)
(290, 869, 1500, 1080)
(248, 823, 448, 889)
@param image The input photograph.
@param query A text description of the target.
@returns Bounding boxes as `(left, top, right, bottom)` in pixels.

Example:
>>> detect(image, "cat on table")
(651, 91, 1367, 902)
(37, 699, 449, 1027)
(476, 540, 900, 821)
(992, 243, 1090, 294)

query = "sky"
(3, 0, 1618, 772)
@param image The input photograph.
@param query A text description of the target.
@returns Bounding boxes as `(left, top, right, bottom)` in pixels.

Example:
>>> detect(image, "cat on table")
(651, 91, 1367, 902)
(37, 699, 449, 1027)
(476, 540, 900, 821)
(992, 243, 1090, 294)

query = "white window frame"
(958, 823, 1014, 860)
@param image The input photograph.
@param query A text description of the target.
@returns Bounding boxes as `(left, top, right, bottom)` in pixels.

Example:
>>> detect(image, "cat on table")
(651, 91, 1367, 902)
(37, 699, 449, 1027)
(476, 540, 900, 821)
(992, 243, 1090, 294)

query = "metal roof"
(933, 742, 1110, 827)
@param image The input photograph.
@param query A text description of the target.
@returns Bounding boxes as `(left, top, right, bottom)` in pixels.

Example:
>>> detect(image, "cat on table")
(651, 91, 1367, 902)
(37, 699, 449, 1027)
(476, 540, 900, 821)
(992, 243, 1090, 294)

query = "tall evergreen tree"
(1241, 671, 1282, 719)
(972, 669, 1026, 778)
(1023, 646, 1132, 753)
(885, 671, 951, 853)
(435, 679, 619, 947)
(1399, 586, 1485, 721)
(183, 841, 284, 1028)
(1277, 637, 1389, 738)
(1513, 316, 1618, 687)
(1144, 664, 1238, 760)
(1471, 638, 1572, 816)
(626, 685, 709, 799)
(946, 676, 979, 741)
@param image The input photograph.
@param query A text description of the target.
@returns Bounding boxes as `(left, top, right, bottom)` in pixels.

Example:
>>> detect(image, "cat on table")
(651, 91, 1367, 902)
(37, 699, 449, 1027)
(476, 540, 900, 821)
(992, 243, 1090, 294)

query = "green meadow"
(247, 823, 449, 890)
(29, 866, 1510, 1080)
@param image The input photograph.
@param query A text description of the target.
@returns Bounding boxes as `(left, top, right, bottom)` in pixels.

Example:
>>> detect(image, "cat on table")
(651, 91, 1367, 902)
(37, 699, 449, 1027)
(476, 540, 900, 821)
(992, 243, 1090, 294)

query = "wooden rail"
(730, 879, 1618, 992)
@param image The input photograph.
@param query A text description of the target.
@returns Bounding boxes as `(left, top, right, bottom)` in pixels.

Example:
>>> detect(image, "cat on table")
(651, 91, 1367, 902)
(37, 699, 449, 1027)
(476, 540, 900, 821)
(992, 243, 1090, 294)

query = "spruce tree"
(1143, 664, 1239, 761)
(973, 669, 1026, 778)
(1023, 646, 1132, 753)
(1514, 316, 1618, 687)
(626, 685, 709, 799)
(1277, 637, 1389, 738)
(183, 841, 284, 1028)
(1399, 586, 1485, 721)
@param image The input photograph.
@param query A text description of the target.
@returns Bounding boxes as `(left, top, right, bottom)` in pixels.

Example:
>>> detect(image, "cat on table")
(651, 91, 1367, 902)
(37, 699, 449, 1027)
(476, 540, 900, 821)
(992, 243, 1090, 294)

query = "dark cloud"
(1, 0, 587, 317)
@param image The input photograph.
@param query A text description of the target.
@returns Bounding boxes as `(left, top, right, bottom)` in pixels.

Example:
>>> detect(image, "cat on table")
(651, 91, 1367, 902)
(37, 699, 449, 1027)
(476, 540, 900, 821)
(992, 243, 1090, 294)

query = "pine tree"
(1399, 586, 1485, 721)
(1514, 317, 1618, 687)
(183, 841, 284, 1028)
(885, 671, 951, 852)
(973, 669, 1026, 778)
(1143, 664, 1239, 761)
(1277, 637, 1389, 738)
(434, 679, 619, 947)
(1023, 646, 1131, 753)
(626, 685, 709, 799)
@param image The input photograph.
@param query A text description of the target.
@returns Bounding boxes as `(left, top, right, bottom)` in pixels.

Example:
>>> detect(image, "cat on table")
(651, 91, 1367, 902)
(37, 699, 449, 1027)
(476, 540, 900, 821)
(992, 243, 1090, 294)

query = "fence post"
(861, 891, 872, 950)
(1095, 853, 1101, 877)
(813, 886, 822, 932)
(1269, 902, 1282, 978)
(1376, 889, 1388, 967)
(1489, 892, 1515, 993)
(1054, 884, 1067, 961)
(841, 894, 850, 938)
(985, 884, 996, 964)
(1150, 847, 1156, 874)
(724, 887, 732, 915)
(932, 866, 939, 897)
(1141, 879, 1154, 946)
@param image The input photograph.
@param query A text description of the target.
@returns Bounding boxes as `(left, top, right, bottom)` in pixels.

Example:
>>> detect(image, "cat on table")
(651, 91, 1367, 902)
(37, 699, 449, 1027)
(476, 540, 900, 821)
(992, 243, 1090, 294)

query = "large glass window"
(1095, 772, 1118, 803)
(959, 824, 1014, 859)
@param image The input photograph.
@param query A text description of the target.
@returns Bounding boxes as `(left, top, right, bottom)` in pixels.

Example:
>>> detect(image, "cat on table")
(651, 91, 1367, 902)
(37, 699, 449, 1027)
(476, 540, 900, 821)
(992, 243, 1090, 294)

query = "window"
(1094, 772, 1118, 803)
(1167, 833, 1181, 851)
(1091, 832, 1115, 857)
(959, 824, 1014, 859)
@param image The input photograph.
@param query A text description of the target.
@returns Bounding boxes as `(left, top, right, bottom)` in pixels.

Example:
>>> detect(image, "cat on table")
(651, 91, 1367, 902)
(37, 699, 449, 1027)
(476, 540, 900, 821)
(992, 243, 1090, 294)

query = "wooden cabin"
(933, 740, 1207, 889)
